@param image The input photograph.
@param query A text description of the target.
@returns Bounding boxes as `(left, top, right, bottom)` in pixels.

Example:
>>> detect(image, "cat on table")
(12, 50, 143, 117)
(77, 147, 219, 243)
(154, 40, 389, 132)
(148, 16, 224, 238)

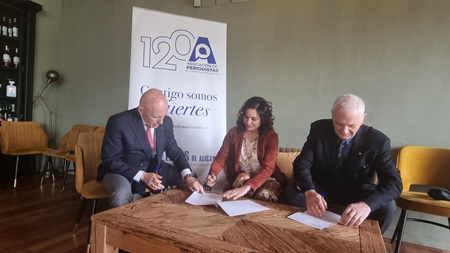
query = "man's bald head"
(138, 89, 168, 128)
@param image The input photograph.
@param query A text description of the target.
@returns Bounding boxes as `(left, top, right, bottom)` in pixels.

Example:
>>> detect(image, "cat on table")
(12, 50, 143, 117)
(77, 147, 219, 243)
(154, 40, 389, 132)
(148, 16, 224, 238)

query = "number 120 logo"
(140, 29, 216, 71)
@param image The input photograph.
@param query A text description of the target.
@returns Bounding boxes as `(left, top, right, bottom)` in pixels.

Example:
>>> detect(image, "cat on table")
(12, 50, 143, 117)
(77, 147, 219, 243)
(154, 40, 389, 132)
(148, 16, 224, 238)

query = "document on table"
(287, 210, 341, 230)
(185, 191, 223, 206)
(217, 200, 269, 216)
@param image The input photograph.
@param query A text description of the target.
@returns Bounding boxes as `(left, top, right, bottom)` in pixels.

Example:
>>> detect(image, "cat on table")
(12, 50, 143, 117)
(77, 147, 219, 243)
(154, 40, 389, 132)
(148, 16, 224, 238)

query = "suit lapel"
(346, 125, 366, 172)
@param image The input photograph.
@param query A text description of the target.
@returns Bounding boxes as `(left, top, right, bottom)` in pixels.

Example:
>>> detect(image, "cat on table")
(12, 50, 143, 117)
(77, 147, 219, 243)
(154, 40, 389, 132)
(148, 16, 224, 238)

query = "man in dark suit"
(98, 88, 204, 207)
(284, 94, 402, 234)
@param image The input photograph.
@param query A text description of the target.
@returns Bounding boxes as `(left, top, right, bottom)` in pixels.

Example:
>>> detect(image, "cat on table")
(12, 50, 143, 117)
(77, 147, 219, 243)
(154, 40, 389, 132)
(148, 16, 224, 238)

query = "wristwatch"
(183, 171, 197, 181)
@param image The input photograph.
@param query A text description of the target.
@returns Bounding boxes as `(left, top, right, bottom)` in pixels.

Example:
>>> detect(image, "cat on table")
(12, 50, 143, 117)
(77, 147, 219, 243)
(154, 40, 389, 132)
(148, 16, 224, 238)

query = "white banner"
(129, 7, 227, 190)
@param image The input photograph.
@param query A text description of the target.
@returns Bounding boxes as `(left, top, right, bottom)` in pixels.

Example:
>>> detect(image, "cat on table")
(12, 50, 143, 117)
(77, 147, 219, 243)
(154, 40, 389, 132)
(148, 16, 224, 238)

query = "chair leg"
(61, 159, 70, 191)
(31, 155, 37, 175)
(13, 156, 20, 188)
(391, 216, 400, 243)
(49, 158, 55, 182)
(394, 209, 408, 253)
(40, 156, 55, 184)
(73, 197, 89, 235)
(40, 156, 50, 185)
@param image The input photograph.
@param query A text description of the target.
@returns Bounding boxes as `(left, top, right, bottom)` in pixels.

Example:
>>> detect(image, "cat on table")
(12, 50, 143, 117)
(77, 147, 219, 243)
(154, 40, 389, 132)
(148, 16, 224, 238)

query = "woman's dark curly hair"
(236, 96, 274, 136)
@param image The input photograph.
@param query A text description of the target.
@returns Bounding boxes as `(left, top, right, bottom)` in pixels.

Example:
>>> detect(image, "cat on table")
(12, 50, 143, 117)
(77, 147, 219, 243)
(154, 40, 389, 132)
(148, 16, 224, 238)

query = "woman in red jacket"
(205, 96, 286, 202)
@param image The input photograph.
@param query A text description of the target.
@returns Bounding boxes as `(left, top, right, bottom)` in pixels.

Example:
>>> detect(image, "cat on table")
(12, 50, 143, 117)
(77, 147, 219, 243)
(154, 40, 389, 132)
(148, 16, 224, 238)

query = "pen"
(203, 171, 212, 191)
(145, 165, 159, 193)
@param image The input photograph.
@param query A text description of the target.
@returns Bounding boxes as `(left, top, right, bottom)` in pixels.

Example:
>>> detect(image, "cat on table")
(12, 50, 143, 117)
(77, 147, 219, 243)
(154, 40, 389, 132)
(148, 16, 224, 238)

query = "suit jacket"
(210, 126, 287, 191)
(293, 119, 402, 211)
(97, 108, 190, 195)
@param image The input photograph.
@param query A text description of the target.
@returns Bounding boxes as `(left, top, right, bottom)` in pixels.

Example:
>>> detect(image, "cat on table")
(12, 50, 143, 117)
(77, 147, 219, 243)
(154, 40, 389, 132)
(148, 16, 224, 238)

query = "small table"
(91, 189, 386, 253)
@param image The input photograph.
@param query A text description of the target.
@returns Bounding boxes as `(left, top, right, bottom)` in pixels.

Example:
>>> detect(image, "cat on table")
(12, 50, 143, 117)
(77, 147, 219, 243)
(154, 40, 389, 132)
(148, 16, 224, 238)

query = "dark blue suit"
(98, 108, 190, 197)
(285, 119, 402, 233)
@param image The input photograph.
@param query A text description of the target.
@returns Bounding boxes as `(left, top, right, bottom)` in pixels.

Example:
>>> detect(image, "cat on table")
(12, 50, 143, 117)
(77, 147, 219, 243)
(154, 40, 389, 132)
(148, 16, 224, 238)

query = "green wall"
(31, 0, 450, 250)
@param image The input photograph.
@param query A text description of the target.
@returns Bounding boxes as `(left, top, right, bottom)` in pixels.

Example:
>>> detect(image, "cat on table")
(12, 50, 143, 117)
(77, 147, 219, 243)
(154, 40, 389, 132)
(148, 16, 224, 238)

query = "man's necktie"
(146, 125, 155, 149)
(336, 139, 349, 169)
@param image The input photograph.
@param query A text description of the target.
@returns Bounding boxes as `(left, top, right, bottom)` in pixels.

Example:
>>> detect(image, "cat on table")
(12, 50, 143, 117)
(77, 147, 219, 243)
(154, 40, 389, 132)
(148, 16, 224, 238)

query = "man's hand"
(186, 177, 205, 193)
(141, 172, 164, 190)
(340, 201, 371, 227)
(222, 185, 251, 200)
(305, 190, 327, 217)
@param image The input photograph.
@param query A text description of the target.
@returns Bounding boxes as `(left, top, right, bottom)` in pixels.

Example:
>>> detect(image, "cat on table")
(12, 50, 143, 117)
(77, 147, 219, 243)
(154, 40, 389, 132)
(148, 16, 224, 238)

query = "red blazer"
(210, 126, 286, 191)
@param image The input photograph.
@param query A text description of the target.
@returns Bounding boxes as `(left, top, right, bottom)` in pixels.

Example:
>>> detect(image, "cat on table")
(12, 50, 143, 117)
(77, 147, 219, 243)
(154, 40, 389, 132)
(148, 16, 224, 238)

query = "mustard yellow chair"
(93, 125, 106, 135)
(276, 147, 301, 183)
(72, 131, 109, 252)
(390, 146, 450, 253)
(0, 121, 48, 188)
(41, 124, 99, 191)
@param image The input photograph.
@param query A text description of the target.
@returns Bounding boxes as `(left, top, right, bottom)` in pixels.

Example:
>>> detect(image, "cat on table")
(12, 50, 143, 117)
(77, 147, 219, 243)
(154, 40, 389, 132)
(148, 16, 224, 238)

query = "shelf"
(0, 0, 42, 121)
(0, 65, 19, 72)
(0, 96, 16, 100)
(0, 35, 20, 42)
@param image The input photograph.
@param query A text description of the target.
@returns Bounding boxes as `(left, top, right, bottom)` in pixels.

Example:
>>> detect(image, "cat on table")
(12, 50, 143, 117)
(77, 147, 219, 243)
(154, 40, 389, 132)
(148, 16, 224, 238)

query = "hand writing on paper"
(340, 201, 371, 227)
(141, 172, 164, 190)
(205, 174, 216, 187)
(305, 190, 328, 217)
(203, 171, 213, 191)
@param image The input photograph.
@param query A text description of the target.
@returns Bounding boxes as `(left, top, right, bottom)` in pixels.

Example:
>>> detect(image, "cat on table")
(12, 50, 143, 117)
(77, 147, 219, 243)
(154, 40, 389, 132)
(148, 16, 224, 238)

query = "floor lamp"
(32, 70, 60, 144)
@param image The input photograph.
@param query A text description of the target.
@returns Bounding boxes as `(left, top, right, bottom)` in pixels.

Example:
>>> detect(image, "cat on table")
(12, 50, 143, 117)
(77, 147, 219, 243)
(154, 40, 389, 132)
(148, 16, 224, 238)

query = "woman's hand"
(206, 174, 217, 187)
(222, 185, 252, 200)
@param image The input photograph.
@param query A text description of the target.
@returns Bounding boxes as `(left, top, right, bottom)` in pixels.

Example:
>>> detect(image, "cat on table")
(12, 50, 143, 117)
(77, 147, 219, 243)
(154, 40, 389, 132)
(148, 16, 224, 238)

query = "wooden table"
(91, 189, 386, 253)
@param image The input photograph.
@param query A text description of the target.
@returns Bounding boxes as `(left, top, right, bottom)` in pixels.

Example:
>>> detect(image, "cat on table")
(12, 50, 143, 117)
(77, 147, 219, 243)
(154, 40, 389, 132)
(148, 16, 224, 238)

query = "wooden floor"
(0, 171, 449, 253)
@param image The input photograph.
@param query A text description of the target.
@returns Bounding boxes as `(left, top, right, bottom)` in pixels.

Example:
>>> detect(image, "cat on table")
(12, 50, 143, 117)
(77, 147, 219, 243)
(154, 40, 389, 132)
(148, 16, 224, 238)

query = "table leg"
(91, 222, 117, 253)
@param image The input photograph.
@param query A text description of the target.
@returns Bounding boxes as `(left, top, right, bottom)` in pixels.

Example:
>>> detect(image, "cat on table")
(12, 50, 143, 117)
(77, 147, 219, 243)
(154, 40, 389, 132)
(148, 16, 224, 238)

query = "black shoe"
(427, 188, 450, 201)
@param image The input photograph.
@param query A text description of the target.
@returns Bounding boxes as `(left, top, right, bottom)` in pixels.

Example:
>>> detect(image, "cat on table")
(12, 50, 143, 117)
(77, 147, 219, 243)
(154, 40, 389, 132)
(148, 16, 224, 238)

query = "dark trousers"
(283, 180, 396, 234)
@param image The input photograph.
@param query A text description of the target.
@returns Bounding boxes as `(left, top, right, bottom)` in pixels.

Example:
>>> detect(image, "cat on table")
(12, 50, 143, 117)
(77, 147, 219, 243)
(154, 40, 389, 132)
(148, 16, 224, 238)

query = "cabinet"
(0, 0, 42, 121)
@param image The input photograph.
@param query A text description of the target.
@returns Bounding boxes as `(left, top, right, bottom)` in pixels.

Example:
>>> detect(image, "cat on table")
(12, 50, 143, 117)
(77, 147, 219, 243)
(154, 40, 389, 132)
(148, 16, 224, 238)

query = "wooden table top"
(91, 188, 386, 253)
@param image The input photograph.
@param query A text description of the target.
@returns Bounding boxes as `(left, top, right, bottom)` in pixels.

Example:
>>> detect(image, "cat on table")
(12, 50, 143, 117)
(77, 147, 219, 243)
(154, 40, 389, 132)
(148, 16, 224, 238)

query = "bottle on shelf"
(2, 104, 8, 120)
(6, 80, 16, 97)
(13, 48, 20, 68)
(1, 17, 7, 36)
(10, 104, 17, 121)
(12, 18, 18, 37)
(7, 18, 12, 37)
(3, 45, 11, 67)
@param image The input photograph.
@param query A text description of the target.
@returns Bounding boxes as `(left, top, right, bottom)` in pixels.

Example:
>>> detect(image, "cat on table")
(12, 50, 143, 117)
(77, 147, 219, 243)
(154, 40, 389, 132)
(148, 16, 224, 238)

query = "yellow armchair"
(0, 121, 48, 187)
(391, 146, 450, 253)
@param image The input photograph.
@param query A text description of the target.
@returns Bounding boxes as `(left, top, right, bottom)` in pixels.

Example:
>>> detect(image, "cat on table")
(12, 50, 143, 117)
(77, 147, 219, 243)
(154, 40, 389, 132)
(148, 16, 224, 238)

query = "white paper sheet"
(217, 200, 269, 216)
(185, 191, 223, 206)
(287, 210, 341, 230)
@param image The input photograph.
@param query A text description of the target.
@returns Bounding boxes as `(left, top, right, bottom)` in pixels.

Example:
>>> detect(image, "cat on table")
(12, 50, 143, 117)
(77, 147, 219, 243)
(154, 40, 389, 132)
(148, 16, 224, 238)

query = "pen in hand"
(145, 165, 163, 193)
(320, 192, 328, 211)
(203, 171, 212, 192)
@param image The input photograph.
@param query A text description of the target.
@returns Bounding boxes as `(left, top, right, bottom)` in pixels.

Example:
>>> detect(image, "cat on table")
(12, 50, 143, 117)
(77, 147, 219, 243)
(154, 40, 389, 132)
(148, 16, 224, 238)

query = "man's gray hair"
(332, 94, 365, 116)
